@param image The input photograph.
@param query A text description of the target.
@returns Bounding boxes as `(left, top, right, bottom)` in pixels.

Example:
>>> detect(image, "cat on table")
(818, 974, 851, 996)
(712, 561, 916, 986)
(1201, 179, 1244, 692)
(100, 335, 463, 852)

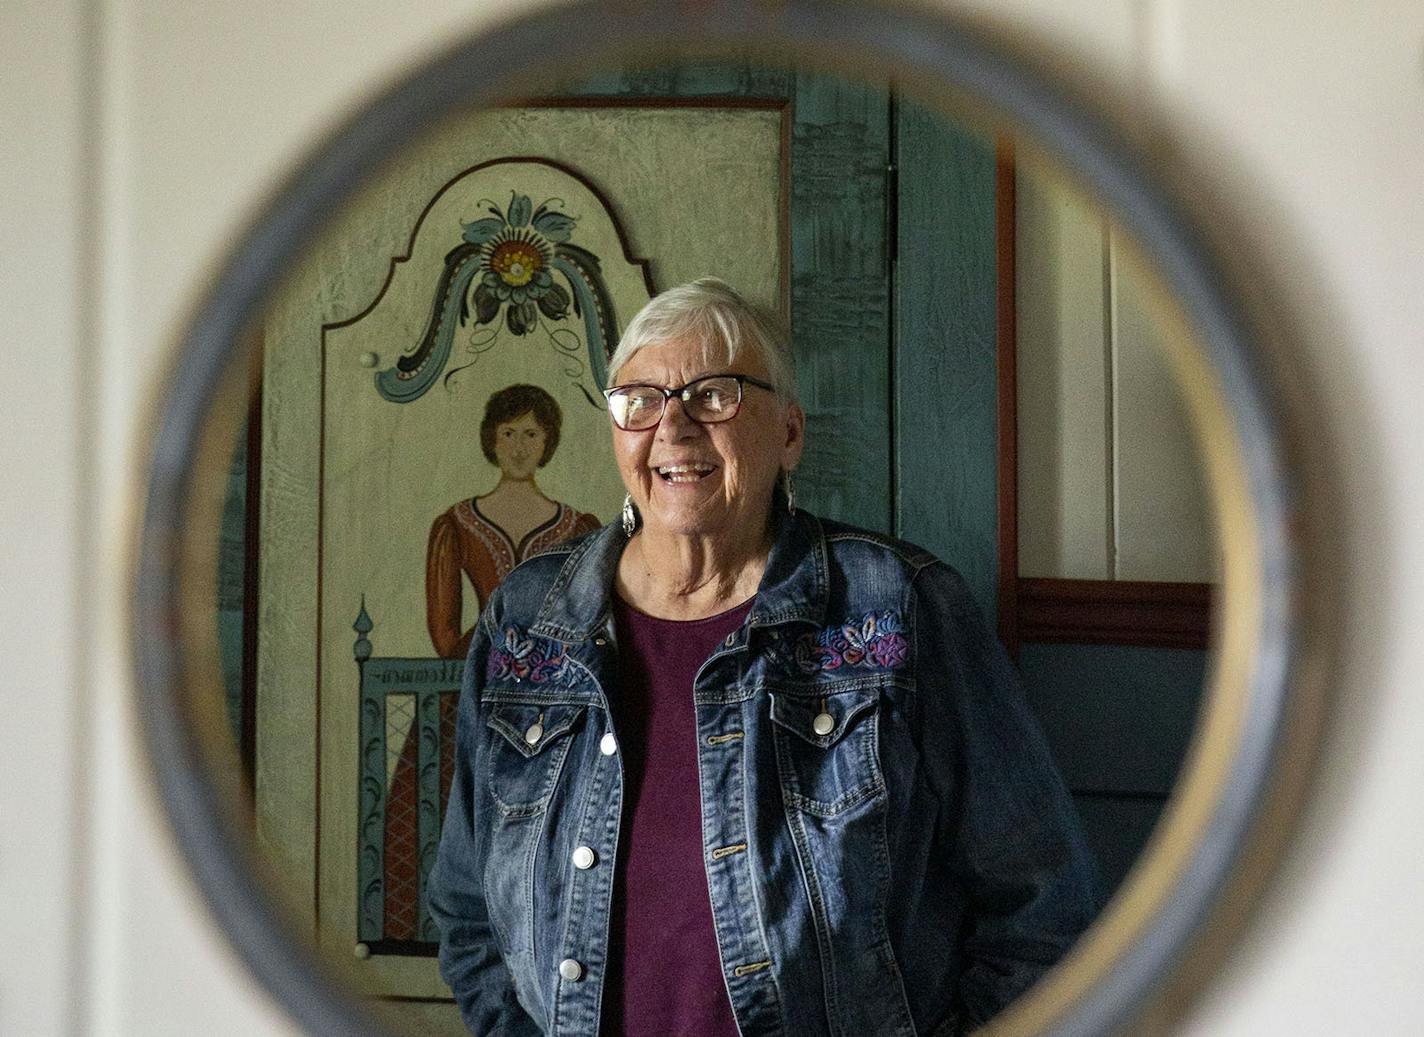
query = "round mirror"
(133, 4, 1321, 1036)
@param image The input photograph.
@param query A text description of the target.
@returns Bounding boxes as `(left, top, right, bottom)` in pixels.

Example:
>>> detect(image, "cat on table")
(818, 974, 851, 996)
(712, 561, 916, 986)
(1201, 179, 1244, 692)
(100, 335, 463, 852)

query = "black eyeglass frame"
(602, 372, 779, 430)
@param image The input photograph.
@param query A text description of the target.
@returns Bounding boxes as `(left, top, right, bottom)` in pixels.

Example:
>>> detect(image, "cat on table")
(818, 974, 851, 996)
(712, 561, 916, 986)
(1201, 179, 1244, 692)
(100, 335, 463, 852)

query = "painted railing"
(354, 600, 464, 951)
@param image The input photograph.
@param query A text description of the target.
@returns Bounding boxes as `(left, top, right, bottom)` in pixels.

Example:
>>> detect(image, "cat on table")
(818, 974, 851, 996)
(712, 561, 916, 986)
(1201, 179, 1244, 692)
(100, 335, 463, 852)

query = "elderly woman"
(430, 278, 1099, 1037)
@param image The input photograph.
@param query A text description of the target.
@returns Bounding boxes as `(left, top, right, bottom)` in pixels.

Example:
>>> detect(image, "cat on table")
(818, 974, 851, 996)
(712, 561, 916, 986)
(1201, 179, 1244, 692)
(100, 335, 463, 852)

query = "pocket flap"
(487, 702, 584, 758)
(769, 687, 878, 748)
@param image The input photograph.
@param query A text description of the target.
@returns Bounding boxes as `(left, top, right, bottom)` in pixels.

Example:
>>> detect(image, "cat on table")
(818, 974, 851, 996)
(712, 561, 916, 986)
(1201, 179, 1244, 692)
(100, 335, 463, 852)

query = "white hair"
(607, 277, 798, 405)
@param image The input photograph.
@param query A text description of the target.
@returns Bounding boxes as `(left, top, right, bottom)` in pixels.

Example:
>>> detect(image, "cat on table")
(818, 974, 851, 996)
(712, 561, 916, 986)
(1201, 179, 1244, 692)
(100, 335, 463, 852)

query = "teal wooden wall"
(892, 99, 999, 623)
(1019, 643, 1208, 892)
(789, 76, 893, 532)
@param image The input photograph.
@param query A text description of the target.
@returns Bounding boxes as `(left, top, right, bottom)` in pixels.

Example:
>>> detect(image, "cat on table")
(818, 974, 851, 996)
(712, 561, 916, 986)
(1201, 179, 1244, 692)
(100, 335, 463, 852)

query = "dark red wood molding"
(1018, 578, 1214, 650)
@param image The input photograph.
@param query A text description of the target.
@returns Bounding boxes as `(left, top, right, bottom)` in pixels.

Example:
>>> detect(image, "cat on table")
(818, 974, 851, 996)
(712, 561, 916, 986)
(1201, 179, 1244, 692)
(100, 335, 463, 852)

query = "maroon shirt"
(600, 595, 756, 1037)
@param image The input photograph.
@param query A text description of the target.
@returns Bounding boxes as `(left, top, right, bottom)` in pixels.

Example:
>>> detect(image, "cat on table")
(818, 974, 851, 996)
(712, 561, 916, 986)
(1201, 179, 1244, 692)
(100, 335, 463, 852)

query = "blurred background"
(3, 0, 1422, 1034)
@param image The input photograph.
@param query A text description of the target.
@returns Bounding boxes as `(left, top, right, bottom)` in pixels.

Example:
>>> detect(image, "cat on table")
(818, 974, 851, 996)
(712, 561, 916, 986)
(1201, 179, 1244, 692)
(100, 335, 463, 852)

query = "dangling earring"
(621, 494, 638, 537)
(782, 469, 797, 515)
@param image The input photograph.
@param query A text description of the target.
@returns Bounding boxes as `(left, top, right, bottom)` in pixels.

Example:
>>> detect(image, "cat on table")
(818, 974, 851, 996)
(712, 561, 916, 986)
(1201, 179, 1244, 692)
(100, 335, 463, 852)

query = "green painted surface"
(1074, 795, 1165, 898)
(790, 73, 892, 532)
(1018, 642, 1207, 796)
(1019, 641, 1208, 897)
(568, 64, 794, 97)
(357, 659, 388, 942)
(892, 99, 999, 622)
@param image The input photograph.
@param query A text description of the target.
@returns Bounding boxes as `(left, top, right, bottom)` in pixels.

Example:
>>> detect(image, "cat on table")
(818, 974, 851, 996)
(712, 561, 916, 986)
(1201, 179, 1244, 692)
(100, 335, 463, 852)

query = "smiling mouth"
(656, 463, 716, 483)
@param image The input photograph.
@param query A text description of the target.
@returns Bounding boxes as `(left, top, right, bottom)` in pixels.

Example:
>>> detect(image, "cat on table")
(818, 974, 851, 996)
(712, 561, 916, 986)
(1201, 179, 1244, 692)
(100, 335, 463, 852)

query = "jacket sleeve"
(909, 562, 1102, 1029)
(428, 606, 541, 1036)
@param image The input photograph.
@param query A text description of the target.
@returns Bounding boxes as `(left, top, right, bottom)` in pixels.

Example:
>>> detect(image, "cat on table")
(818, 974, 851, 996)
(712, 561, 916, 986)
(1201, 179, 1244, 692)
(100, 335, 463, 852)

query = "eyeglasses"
(602, 373, 778, 432)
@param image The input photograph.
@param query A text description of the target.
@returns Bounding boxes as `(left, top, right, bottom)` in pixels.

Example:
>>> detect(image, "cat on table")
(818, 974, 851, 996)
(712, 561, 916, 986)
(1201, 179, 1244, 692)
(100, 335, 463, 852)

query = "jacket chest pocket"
(485, 701, 584, 818)
(769, 684, 884, 817)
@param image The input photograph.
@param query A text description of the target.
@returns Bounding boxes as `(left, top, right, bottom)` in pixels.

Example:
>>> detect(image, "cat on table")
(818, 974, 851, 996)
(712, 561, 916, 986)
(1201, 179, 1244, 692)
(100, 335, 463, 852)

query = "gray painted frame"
(132, 2, 1308, 1035)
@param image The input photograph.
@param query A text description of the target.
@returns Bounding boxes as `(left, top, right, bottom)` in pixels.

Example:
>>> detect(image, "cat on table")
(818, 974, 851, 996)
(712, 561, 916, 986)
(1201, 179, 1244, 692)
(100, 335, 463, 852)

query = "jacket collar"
(528, 508, 829, 642)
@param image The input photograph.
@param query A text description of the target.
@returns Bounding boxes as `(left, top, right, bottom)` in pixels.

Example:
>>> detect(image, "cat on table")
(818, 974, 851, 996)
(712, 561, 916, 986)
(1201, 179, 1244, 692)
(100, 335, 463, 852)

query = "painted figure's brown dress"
(425, 497, 602, 659)
(382, 497, 600, 942)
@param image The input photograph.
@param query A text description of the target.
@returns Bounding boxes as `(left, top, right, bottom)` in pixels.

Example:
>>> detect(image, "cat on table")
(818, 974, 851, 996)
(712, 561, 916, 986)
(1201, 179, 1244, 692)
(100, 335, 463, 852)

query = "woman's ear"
(783, 402, 807, 471)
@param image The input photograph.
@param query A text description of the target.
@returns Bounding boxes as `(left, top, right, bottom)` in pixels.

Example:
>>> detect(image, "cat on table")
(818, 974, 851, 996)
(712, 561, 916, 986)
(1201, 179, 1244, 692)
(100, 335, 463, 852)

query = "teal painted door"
(892, 99, 1000, 620)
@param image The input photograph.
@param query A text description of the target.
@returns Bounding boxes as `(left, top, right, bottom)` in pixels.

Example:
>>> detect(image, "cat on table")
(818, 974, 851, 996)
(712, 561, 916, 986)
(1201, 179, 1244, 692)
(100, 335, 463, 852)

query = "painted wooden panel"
(1021, 642, 1209, 897)
(216, 423, 249, 743)
(256, 103, 786, 1002)
(893, 100, 1000, 620)
(570, 63, 795, 99)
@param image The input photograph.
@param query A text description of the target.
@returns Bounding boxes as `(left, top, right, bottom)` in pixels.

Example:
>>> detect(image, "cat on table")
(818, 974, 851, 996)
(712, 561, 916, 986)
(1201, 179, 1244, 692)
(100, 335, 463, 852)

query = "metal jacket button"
(524, 722, 544, 744)
(600, 732, 618, 756)
(559, 958, 583, 981)
(572, 846, 596, 869)
(594, 636, 608, 646)
(812, 712, 835, 736)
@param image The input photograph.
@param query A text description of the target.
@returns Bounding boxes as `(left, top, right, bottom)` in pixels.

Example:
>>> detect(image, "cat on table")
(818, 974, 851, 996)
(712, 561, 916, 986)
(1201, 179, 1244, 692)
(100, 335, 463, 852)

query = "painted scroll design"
(376, 191, 620, 405)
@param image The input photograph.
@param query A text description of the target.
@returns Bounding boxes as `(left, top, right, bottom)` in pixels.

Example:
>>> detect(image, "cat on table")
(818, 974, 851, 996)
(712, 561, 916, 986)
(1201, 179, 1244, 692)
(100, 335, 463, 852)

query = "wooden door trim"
(1017, 577, 1213, 650)
(993, 142, 1212, 653)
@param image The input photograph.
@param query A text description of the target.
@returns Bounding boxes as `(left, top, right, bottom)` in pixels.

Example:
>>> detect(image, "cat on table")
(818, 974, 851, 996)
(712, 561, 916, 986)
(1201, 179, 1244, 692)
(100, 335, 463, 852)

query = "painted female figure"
(425, 383, 602, 658)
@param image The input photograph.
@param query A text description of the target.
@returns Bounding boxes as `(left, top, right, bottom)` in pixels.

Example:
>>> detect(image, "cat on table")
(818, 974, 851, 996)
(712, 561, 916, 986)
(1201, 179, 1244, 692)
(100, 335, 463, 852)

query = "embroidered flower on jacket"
(486, 626, 579, 686)
(788, 610, 908, 674)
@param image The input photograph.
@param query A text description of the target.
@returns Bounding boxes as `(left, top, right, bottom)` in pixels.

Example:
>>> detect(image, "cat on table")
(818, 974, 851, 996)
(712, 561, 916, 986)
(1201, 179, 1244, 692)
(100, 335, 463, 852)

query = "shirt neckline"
(613, 593, 756, 627)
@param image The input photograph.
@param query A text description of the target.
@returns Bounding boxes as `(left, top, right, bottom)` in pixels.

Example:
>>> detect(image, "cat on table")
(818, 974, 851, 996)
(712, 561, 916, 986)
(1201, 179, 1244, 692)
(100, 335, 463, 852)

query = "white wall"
(1015, 166, 1216, 583)
(3, 0, 1422, 1034)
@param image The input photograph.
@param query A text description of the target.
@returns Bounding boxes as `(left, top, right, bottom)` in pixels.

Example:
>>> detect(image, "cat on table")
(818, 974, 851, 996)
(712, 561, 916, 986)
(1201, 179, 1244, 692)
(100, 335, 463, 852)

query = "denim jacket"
(430, 510, 1100, 1036)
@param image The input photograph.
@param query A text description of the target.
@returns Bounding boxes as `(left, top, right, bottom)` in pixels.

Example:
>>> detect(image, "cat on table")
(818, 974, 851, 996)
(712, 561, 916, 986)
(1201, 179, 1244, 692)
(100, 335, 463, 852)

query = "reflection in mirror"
(196, 59, 1218, 1035)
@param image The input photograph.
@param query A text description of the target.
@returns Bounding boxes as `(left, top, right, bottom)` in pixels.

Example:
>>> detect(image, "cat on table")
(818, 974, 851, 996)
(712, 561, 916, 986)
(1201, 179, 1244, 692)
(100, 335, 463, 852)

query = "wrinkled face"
(611, 338, 804, 541)
(492, 411, 547, 480)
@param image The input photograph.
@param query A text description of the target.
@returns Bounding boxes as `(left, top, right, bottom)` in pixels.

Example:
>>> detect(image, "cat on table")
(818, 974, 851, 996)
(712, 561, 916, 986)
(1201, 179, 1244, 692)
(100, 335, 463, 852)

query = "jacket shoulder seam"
(822, 530, 938, 572)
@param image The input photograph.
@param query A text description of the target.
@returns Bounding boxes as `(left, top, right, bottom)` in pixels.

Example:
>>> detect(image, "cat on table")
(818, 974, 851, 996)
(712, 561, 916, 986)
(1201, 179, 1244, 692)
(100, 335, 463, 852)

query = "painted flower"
(490, 238, 542, 286)
(462, 192, 576, 336)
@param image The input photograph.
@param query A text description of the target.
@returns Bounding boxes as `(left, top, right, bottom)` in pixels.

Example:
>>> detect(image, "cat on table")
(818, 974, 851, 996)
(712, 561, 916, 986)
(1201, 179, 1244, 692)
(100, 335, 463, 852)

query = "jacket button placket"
(550, 638, 623, 1036)
(695, 657, 786, 1037)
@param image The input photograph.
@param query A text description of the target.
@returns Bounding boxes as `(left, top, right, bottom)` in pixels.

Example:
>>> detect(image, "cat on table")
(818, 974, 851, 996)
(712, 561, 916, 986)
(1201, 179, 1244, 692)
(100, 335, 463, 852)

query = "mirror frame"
(131, 2, 1324, 1034)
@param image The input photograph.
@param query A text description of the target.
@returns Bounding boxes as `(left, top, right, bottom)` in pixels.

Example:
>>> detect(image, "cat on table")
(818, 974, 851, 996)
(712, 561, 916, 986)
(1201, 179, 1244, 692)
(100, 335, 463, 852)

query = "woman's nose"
(655, 395, 701, 439)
